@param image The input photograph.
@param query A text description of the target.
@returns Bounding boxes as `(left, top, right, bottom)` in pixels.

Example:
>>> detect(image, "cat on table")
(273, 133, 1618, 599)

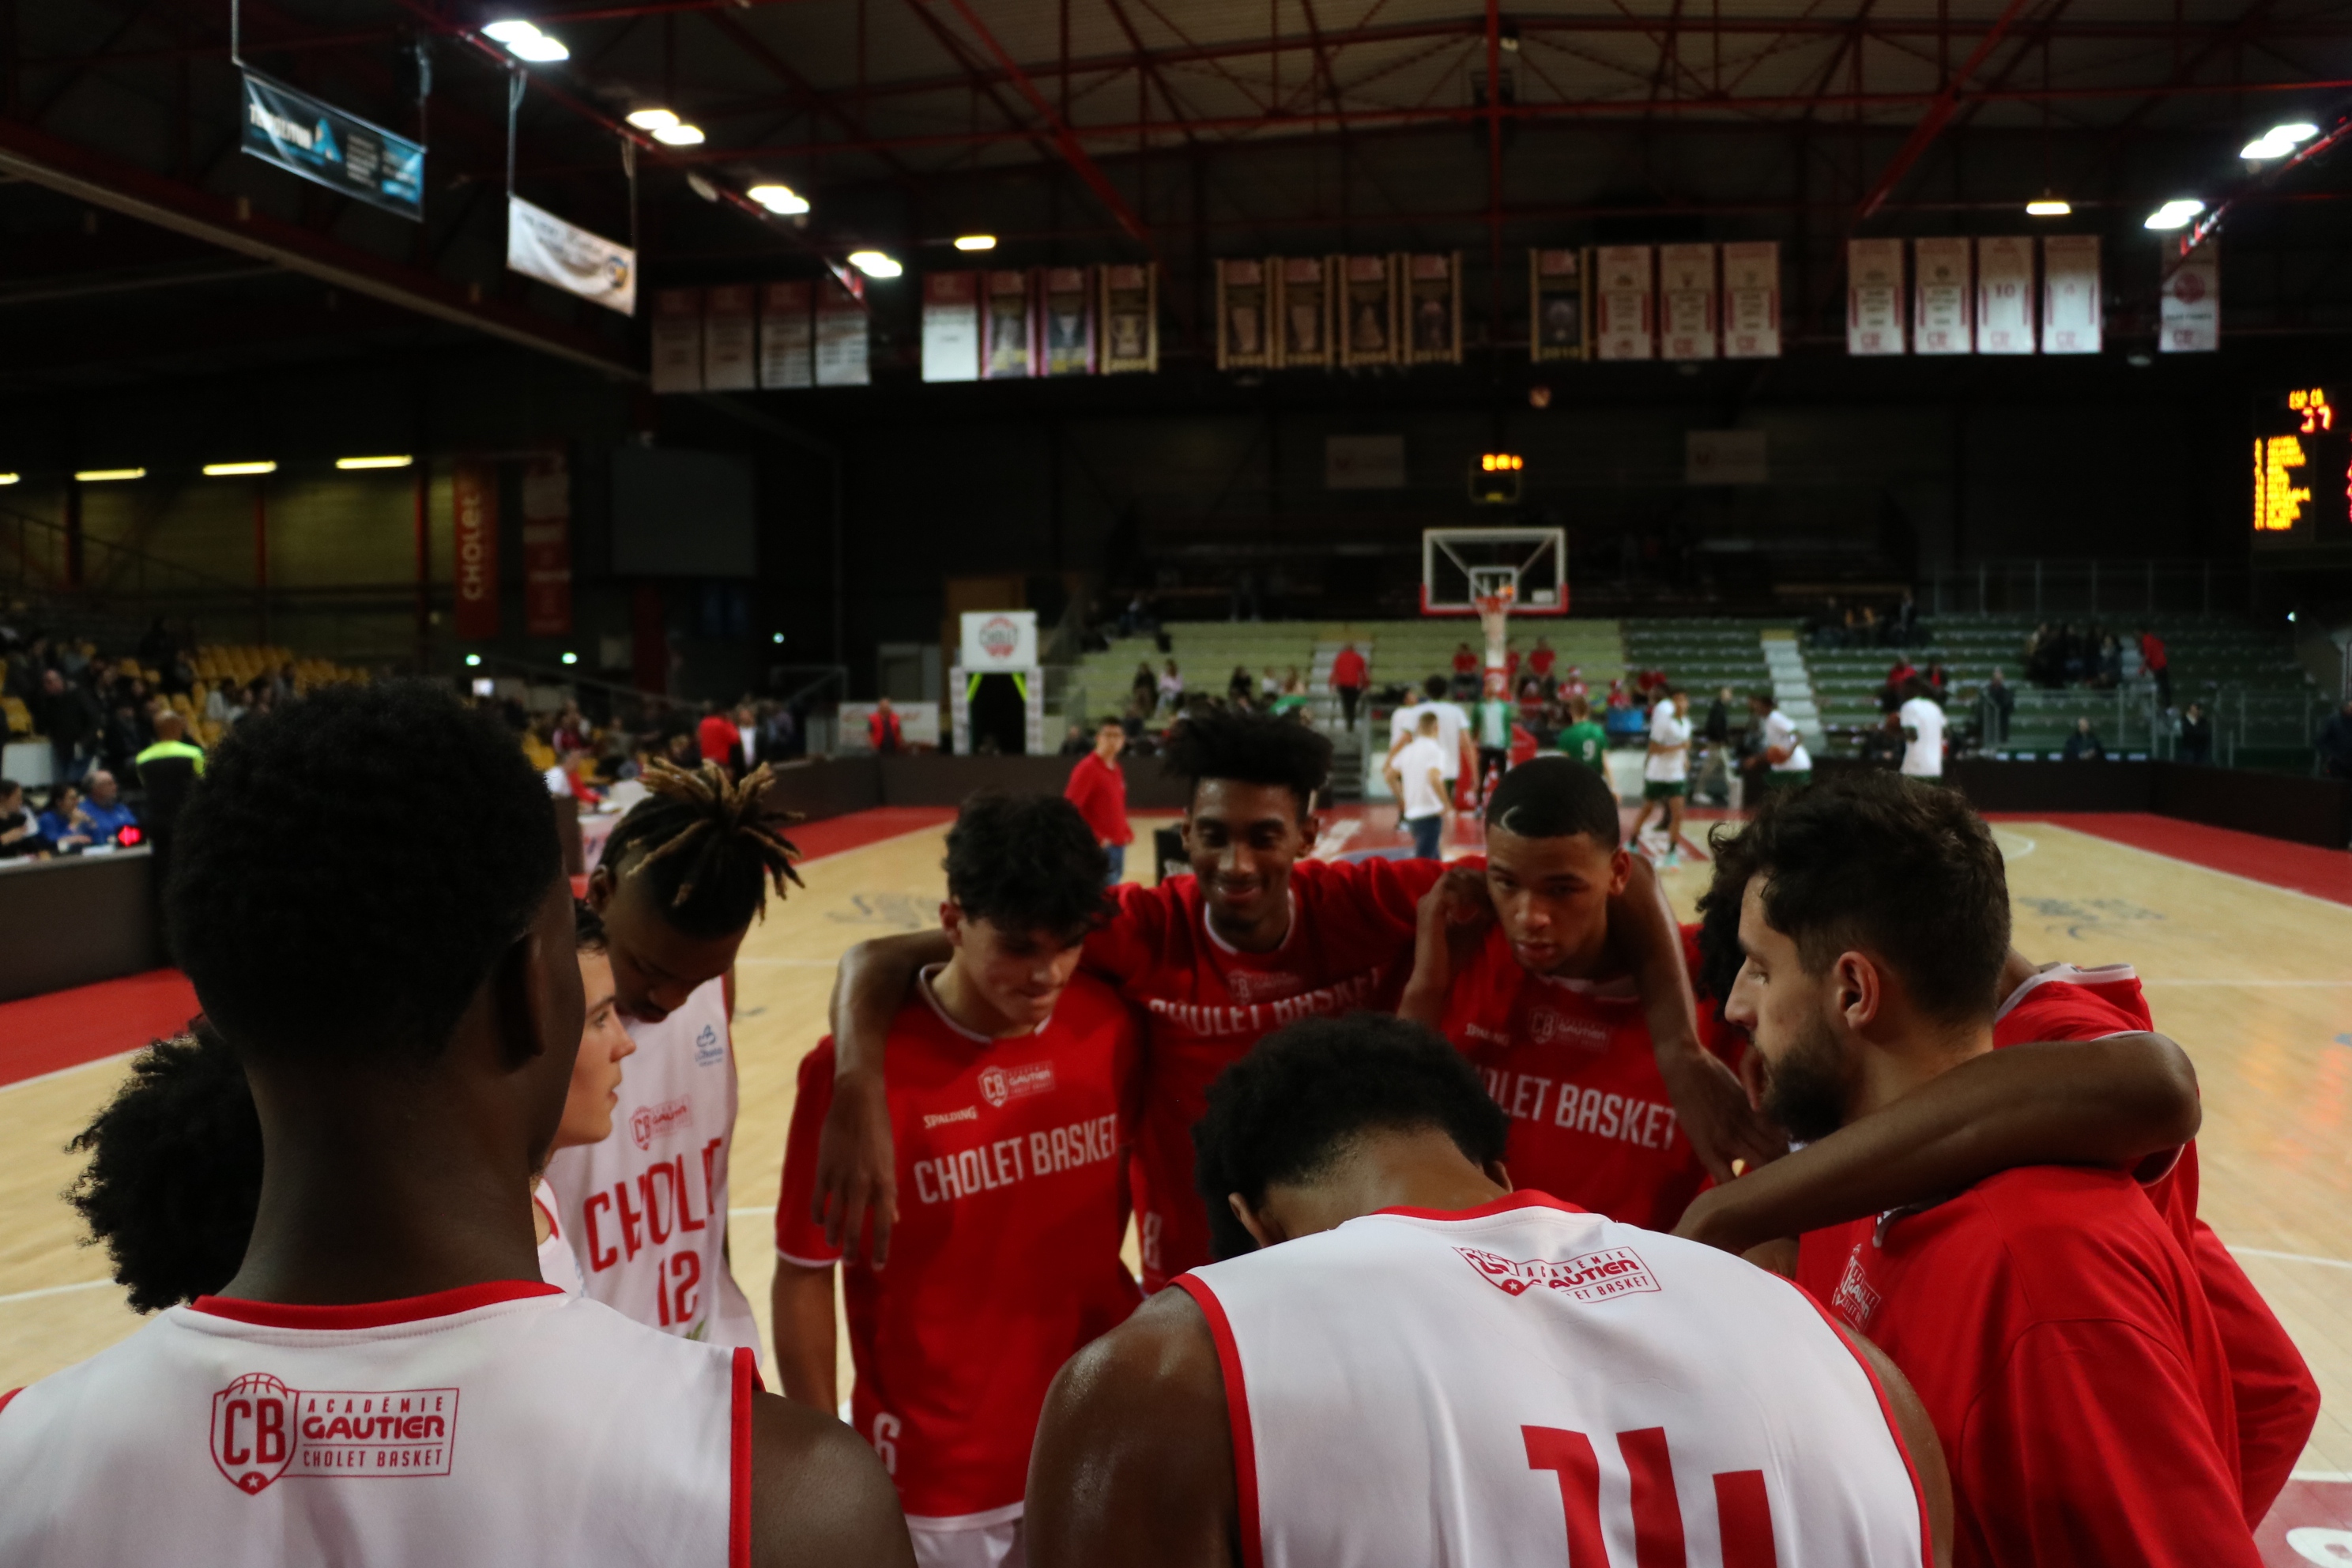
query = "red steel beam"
(918, 0, 1153, 247)
(1853, 0, 2036, 218)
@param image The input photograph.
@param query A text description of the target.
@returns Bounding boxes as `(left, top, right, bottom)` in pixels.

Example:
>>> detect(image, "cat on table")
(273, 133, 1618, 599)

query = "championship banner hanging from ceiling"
(922, 271, 981, 383)
(814, 277, 869, 386)
(1846, 238, 1905, 356)
(1975, 236, 2035, 354)
(1913, 236, 1972, 355)
(982, 270, 1032, 379)
(1099, 264, 1159, 373)
(521, 448, 571, 639)
(451, 460, 499, 641)
(2161, 245, 2219, 354)
(1216, 258, 1273, 371)
(1594, 246, 1654, 360)
(1340, 255, 1396, 367)
(760, 281, 814, 388)
(2040, 235, 2101, 355)
(1658, 243, 1717, 361)
(1275, 257, 1329, 368)
(1038, 266, 1095, 376)
(1721, 242, 1779, 359)
(240, 70, 424, 221)
(506, 194, 637, 315)
(1528, 249, 1586, 363)
(1400, 253, 1461, 364)
(701, 285, 756, 390)
(650, 288, 702, 393)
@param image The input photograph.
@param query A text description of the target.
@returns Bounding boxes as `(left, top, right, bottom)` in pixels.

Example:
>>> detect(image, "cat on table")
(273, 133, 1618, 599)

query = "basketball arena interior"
(2, 2, 2351, 1564)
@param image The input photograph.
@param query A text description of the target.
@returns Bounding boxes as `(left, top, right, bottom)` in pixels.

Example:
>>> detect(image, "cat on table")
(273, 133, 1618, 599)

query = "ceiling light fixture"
(847, 251, 902, 278)
(0, 474, 21, 486)
(2025, 198, 2071, 217)
(625, 108, 679, 131)
(953, 234, 997, 251)
(336, 455, 413, 469)
(652, 122, 705, 146)
(748, 184, 811, 215)
(202, 461, 277, 476)
(483, 19, 568, 62)
(2143, 198, 2204, 230)
(74, 468, 145, 482)
(2241, 122, 2319, 160)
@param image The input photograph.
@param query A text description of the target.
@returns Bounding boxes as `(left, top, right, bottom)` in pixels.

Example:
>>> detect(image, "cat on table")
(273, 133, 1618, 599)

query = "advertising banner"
(505, 194, 636, 315)
(521, 450, 571, 638)
(452, 461, 499, 641)
(1975, 236, 2035, 354)
(1846, 238, 1905, 355)
(1721, 242, 1781, 359)
(241, 70, 423, 221)
(1659, 243, 1717, 360)
(2040, 234, 2101, 355)
(1913, 236, 1972, 355)
(921, 271, 980, 383)
(1594, 246, 1654, 360)
(759, 281, 814, 388)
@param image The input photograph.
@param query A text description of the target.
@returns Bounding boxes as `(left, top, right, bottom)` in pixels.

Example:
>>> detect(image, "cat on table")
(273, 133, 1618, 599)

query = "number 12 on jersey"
(1525, 1425, 1776, 1568)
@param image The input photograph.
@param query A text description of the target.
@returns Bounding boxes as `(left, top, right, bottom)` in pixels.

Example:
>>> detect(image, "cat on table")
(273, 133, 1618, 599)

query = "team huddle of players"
(0, 687, 2320, 1568)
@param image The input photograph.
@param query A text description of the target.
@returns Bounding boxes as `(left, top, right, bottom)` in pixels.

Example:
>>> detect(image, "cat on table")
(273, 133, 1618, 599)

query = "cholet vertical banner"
(522, 449, 571, 637)
(452, 460, 500, 641)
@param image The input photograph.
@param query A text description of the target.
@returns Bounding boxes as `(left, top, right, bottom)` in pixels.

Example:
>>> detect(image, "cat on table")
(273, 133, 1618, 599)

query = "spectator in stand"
(1450, 642, 1479, 686)
(135, 616, 174, 672)
(1527, 635, 1556, 692)
(733, 702, 761, 771)
(35, 667, 97, 784)
(1260, 667, 1282, 702)
(100, 695, 147, 778)
(37, 782, 96, 851)
(1057, 723, 1092, 758)
(2139, 627, 2173, 709)
(1228, 665, 1255, 704)
(1883, 656, 1919, 714)
(1557, 664, 1588, 705)
(1156, 658, 1184, 715)
(695, 702, 741, 775)
(868, 695, 906, 755)
(2063, 717, 2107, 762)
(1898, 678, 1947, 780)
(1062, 717, 1133, 886)
(1892, 588, 1919, 647)
(2177, 702, 2214, 766)
(0, 779, 48, 859)
(1329, 643, 1367, 731)
(79, 770, 138, 842)
(1982, 669, 2015, 743)
(1132, 662, 1158, 715)
(2318, 698, 2352, 782)
(1118, 697, 1146, 747)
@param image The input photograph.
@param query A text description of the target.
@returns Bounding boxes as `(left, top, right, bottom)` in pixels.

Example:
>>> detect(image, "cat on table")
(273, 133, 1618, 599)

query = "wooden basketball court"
(2, 805, 2346, 1557)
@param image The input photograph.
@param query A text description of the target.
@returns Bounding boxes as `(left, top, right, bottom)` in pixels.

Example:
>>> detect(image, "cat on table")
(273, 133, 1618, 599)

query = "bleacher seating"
(1619, 619, 1781, 704)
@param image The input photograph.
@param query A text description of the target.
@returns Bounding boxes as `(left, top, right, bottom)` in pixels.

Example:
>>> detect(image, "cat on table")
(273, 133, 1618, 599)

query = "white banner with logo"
(506, 194, 636, 316)
(1846, 238, 1905, 356)
(959, 611, 1038, 671)
(2161, 246, 2219, 353)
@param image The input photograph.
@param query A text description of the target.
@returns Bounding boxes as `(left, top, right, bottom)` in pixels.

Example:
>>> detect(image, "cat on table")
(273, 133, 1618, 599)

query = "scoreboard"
(2252, 386, 2352, 547)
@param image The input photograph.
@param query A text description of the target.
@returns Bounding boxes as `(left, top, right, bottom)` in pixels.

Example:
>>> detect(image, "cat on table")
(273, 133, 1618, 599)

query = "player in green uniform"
(1557, 695, 1608, 771)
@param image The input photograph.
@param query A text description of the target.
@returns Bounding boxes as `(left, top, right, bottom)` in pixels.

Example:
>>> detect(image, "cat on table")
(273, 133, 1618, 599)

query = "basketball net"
(1473, 579, 1514, 677)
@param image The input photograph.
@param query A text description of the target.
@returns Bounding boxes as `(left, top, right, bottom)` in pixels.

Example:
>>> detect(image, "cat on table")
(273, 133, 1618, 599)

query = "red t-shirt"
(774, 972, 1143, 1519)
(1329, 649, 1366, 688)
(695, 712, 737, 766)
(1991, 965, 2318, 1526)
(2141, 633, 2169, 672)
(1800, 1167, 2256, 1568)
(1062, 752, 1133, 846)
(867, 709, 903, 752)
(1528, 647, 1555, 677)
(1082, 856, 1441, 1289)
(1452, 649, 1479, 675)
(1438, 922, 1740, 1231)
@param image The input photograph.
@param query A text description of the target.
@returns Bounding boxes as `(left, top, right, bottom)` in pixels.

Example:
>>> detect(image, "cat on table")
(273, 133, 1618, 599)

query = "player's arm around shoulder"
(748, 1389, 917, 1568)
(1026, 1285, 1239, 1568)
(1826, 1319, 1954, 1568)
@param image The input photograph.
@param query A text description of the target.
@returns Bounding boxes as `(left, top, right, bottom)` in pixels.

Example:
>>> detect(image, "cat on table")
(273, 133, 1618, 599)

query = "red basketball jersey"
(1080, 856, 1441, 1289)
(1438, 923, 1740, 1231)
(775, 970, 1142, 1522)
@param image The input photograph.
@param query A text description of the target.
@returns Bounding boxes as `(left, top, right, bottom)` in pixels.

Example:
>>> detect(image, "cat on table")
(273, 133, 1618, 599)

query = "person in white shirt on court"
(0, 681, 911, 1568)
(1897, 679, 1947, 780)
(1388, 674, 1473, 812)
(1024, 1013, 1953, 1568)
(1746, 690, 1814, 795)
(1630, 687, 1702, 867)
(1385, 711, 1450, 860)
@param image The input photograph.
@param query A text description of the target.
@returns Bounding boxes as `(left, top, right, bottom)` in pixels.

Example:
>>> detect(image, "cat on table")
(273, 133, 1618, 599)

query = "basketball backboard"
(1421, 526, 1566, 616)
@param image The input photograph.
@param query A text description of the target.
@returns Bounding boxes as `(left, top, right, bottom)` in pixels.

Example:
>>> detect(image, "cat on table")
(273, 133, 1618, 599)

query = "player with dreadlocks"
(544, 757, 801, 1350)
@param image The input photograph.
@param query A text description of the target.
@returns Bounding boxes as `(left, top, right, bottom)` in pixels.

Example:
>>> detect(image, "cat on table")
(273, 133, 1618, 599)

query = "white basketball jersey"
(1175, 1192, 1929, 1568)
(0, 1282, 748, 1566)
(534, 1178, 585, 1295)
(543, 977, 760, 1351)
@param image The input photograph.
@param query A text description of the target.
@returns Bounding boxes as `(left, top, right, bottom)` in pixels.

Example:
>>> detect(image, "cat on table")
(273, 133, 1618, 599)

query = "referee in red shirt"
(1719, 774, 2259, 1568)
(1062, 718, 1133, 886)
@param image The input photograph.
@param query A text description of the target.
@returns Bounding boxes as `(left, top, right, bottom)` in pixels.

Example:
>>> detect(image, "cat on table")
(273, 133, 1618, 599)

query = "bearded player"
(1025, 1014, 1950, 1568)
(1717, 774, 2258, 1567)
(0, 682, 908, 1567)
(1400, 756, 1750, 1229)
(815, 710, 1775, 1288)
(544, 759, 801, 1349)
(772, 795, 1141, 1568)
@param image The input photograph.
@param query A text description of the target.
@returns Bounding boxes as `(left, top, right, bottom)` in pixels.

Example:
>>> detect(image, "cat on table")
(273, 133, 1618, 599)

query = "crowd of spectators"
(1804, 590, 1922, 650)
(2019, 621, 2171, 699)
(496, 691, 812, 811)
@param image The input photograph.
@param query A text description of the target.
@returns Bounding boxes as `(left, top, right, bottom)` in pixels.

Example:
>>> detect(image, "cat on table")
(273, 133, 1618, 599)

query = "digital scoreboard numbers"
(2253, 386, 2352, 548)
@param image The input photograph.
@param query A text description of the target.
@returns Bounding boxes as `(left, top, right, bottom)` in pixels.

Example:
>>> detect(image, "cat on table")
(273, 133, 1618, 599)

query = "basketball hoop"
(1473, 579, 1514, 673)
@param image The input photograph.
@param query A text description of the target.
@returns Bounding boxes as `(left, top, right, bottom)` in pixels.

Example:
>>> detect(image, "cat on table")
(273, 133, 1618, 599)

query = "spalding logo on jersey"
(211, 1374, 458, 1494)
(694, 1023, 726, 1068)
(978, 1060, 1056, 1108)
(1455, 1245, 1660, 1303)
